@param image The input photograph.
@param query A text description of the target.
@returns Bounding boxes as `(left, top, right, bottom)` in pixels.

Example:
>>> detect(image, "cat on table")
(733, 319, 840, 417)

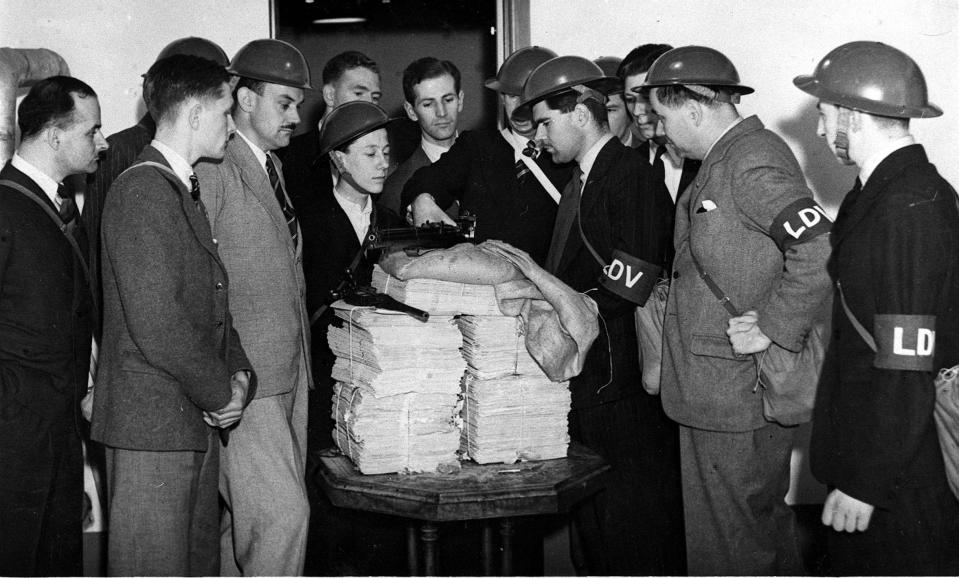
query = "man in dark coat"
(0, 75, 105, 576)
(92, 55, 254, 577)
(517, 55, 682, 576)
(404, 46, 571, 265)
(796, 41, 959, 575)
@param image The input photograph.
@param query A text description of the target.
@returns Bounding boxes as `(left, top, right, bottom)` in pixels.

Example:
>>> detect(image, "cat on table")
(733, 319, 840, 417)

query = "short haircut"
(401, 57, 461, 105)
(322, 51, 378, 86)
(652, 85, 725, 109)
(18, 76, 97, 140)
(234, 77, 266, 98)
(145, 54, 231, 123)
(618, 43, 673, 80)
(542, 89, 609, 127)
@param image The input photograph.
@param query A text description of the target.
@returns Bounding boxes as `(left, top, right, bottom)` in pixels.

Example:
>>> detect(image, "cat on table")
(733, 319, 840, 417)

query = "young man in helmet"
(645, 46, 833, 575)
(515, 55, 682, 575)
(401, 46, 572, 265)
(379, 56, 464, 215)
(593, 56, 635, 147)
(193, 38, 311, 576)
(796, 41, 959, 575)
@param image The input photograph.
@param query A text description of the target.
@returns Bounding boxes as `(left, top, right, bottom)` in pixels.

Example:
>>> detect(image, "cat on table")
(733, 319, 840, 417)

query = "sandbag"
(379, 242, 523, 284)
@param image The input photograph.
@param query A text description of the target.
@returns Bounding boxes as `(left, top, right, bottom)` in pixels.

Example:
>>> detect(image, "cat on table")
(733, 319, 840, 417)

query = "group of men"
(0, 29, 956, 578)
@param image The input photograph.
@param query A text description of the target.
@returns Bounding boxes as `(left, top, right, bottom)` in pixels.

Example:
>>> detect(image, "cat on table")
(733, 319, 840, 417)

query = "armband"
(770, 197, 831, 250)
(873, 314, 936, 372)
(599, 249, 661, 306)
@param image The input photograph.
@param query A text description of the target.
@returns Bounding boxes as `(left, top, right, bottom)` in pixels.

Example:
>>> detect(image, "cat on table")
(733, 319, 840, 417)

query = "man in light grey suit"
(379, 57, 463, 216)
(195, 39, 313, 576)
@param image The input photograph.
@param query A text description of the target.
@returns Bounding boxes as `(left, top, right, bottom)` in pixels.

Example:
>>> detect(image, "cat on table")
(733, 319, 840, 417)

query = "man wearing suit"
(0, 76, 105, 576)
(646, 47, 832, 575)
(797, 42, 959, 575)
(404, 46, 571, 266)
(518, 55, 683, 575)
(92, 54, 254, 576)
(379, 56, 464, 216)
(195, 39, 312, 576)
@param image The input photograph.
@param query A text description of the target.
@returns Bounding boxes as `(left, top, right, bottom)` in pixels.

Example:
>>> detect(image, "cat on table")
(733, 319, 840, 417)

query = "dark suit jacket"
(637, 141, 700, 203)
(277, 128, 333, 218)
(379, 145, 430, 216)
(812, 144, 959, 510)
(399, 128, 572, 264)
(553, 138, 673, 409)
(92, 146, 252, 452)
(0, 162, 93, 432)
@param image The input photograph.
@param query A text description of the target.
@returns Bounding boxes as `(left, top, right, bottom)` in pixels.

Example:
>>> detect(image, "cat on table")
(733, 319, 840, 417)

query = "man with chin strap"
(401, 45, 572, 265)
(194, 39, 312, 576)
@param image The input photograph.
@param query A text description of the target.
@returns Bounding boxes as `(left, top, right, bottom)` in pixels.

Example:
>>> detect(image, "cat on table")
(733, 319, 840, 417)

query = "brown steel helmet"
(151, 37, 229, 70)
(485, 46, 558, 95)
(512, 55, 619, 120)
(641, 45, 753, 102)
(319, 101, 392, 157)
(794, 41, 941, 118)
(228, 39, 312, 90)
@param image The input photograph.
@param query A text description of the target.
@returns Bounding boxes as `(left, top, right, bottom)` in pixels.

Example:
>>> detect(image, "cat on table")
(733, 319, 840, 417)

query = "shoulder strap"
(689, 249, 741, 317)
(837, 280, 877, 352)
(499, 127, 561, 204)
(0, 179, 98, 319)
(118, 160, 181, 183)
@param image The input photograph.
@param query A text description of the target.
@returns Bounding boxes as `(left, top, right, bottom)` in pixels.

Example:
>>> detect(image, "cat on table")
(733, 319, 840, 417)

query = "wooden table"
(316, 444, 609, 576)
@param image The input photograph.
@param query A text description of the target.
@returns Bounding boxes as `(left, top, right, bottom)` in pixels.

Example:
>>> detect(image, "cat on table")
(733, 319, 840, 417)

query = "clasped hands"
(203, 370, 251, 429)
(726, 310, 772, 355)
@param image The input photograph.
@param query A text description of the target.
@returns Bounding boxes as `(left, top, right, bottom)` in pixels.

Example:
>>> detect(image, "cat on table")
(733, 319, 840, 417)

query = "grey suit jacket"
(660, 116, 832, 432)
(195, 136, 312, 399)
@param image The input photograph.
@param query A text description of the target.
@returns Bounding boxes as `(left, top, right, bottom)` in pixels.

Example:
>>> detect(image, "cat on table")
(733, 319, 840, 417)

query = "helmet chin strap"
(336, 169, 377, 197)
(833, 107, 855, 165)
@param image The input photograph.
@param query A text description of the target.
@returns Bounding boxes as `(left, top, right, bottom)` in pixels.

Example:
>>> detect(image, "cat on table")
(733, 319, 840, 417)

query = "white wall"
(0, 0, 271, 136)
(530, 0, 959, 213)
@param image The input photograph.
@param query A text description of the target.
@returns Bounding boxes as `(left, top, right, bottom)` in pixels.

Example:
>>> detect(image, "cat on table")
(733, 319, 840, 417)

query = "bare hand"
(203, 371, 250, 429)
(726, 310, 772, 354)
(822, 488, 874, 532)
(81, 388, 94, 422)
(410, 193, 456, 227)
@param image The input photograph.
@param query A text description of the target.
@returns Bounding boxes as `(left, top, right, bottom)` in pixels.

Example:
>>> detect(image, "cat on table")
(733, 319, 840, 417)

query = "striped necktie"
(56, 184, 77, 224)
(266, 153, 298, 246)
(515, 140, 537, 183)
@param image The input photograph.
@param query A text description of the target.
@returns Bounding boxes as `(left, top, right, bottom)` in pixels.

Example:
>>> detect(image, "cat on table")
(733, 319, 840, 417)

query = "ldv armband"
(599, 249, 661, 306)
(873, 314, 936, 372)
(770, 198, 831, 251)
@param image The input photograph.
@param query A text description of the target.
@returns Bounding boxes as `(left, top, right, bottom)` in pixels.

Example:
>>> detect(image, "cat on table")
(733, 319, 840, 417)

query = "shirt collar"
(150, 139, 195, 188)
(236, 129, 270, 172)
(859, 135, 915, 186)
(10, 153, 60, 206)
(703, 116, 744, 160)
(333, 188, 373, 215)
(579, 133, 614, 183)
(420, 135, 454, 164)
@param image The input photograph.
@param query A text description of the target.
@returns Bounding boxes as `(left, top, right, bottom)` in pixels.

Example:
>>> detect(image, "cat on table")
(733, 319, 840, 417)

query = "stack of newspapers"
(456, 315, 571, 464)
(372, 265, 502, 316)
(327, 302, 463, 474)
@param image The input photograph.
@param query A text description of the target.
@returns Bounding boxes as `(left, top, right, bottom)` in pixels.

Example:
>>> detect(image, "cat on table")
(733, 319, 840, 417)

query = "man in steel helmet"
(193, 38, 312, 576)
(400, 46, 572, 265)
(645, 46, 832, 575)
(796, 41, 959, 575)
(514, 55, 681, 575)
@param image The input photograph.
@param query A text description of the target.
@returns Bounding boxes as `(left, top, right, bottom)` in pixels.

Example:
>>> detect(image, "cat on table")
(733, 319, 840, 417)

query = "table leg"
(482, 521, 494, 576)
(420, 522, 439, 576)
(406, 523, 419, 576)
(499, 518, 514, 576)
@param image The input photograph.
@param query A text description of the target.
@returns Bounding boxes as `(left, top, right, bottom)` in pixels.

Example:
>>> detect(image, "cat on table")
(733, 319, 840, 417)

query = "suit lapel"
(229, 138, 296, 251)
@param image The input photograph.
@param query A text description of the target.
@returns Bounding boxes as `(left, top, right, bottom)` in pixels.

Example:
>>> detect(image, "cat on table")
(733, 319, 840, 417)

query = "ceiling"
(276, 0, 496, 31)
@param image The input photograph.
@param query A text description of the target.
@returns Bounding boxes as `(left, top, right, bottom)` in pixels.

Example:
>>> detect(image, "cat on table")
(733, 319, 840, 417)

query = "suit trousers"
(220, 385, 310, 576)
(0, 411, 83, 577)
(679, 421, 803, 576)
(105, 432, 220, 577)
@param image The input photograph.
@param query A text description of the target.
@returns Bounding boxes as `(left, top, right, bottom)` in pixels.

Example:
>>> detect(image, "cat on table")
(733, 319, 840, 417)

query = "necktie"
(515, 140, 537, 184)
(651, 144, 667, 187)
(56, 184, 77, 224)
(266, 154, 298, 246)
(544, 166, 583, 274)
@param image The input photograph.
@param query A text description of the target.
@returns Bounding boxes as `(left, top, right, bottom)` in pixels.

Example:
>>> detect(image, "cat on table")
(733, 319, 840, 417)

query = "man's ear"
(329, 149, 346, 173)
(686, 99, 703, 127)
(44, 126, 61, 151)
(236, 86, 256, 113)
(322, 83, 336, 109)
(849, 109, 864, 133)
(573, 102, 591, 127)
(403, 101, 418, 122)
(188, 101, 203, 131)
(456, 91, 465, 113)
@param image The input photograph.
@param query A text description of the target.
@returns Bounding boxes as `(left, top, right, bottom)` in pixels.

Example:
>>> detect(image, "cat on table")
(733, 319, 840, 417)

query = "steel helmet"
(793, 41, 941, 118)
(594, 56, 625, 93)
(641, 45, 753, 98)
(151, 37, 229, 70)
(319, 101, 392, 157)
(512, 55, 618, 119)
(485, 46, 558, 95)
(228, 39, 312, 90)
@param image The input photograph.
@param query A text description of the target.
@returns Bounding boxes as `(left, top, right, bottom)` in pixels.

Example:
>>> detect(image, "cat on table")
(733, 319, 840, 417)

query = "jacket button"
(215, 282, 224, 291)
(673, 271, 680, 279)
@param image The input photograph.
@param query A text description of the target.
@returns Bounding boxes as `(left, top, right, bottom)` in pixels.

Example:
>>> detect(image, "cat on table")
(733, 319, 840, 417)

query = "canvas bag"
(690, 251, 829, 426)
(838, 281, 959, 500)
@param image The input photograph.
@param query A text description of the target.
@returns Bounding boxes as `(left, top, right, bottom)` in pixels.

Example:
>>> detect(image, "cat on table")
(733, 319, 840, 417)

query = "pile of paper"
(372, 265, 502, 316)
(328, 301, 463, 474)
(456, 315, 571, 464)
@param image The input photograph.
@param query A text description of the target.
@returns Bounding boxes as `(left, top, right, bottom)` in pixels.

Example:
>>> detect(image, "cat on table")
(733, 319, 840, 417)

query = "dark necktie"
(266, 154, 298, 246)
(651, 144, 667, 188)
(515, 140, 537, 184)
(544, 166, 583, 274)
(56, 184, 77, 224)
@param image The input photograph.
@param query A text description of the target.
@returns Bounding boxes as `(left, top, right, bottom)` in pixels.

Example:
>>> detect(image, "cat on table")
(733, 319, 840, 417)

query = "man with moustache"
(195, 39, 312, 576)
(379, 57, 464, 215)
(0, 76, 106, 576)
(402, 46, 571, 265)
(92, 55, 254, 576)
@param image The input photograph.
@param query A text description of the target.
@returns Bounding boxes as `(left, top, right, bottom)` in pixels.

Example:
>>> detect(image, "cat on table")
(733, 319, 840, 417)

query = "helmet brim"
(793, 75, 942, 118)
